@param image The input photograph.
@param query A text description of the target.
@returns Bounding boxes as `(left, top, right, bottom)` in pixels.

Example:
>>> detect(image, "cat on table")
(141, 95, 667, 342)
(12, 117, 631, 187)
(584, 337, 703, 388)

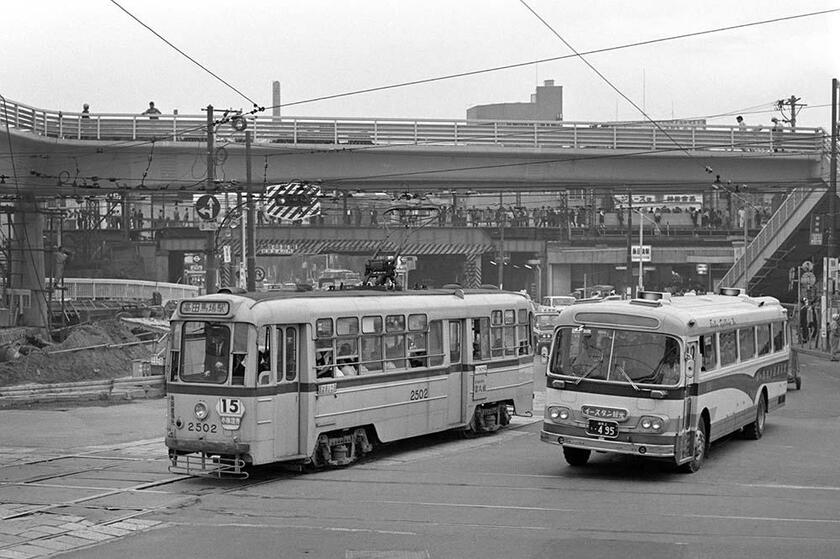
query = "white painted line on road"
(685, 513, 840, 525)
(737, 482, 840, 492)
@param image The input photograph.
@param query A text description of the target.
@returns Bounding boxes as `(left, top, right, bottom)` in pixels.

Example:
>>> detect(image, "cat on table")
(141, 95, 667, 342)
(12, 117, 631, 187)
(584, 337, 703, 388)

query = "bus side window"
(700, 335, 717, 371)
(285, 328, 298, 381)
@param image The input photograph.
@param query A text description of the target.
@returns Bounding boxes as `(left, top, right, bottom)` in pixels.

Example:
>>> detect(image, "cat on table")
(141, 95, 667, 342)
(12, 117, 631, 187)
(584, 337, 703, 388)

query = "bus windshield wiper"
(613, 364, 641, 391)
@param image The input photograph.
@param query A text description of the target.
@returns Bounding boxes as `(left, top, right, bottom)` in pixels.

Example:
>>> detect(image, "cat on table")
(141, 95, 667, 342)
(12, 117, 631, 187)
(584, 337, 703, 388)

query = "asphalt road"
(1, 356, 839, 559)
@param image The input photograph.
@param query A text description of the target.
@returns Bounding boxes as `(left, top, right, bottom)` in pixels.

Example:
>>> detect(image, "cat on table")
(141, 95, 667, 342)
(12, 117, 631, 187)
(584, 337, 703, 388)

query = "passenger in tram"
(336, 343, 357, 376)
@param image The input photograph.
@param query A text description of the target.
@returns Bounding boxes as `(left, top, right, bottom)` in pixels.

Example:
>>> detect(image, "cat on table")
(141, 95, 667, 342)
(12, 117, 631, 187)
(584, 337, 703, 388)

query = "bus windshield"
(549, 327, 681, 386)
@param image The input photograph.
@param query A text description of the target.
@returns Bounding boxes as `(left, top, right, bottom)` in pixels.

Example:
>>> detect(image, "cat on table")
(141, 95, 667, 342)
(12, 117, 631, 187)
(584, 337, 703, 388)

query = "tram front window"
(549, 327, 681, 386)
(179, 321, 231, 384)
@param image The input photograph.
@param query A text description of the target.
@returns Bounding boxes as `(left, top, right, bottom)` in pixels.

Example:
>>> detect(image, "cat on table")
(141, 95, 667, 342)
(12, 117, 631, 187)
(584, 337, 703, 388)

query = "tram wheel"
(562, 446, 591, 467)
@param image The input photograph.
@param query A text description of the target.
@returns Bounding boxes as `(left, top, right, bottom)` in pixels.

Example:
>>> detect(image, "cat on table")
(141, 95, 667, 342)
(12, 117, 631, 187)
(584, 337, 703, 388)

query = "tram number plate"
(587, 419, 619, 439)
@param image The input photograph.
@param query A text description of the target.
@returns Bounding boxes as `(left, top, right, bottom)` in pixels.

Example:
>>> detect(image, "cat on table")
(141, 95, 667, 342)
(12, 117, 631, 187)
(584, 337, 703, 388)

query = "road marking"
(685, 513, 840, 525)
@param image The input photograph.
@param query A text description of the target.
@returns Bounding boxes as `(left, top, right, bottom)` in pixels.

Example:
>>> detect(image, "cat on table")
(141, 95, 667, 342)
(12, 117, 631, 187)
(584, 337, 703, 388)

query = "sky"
(2, 1, 839, 129)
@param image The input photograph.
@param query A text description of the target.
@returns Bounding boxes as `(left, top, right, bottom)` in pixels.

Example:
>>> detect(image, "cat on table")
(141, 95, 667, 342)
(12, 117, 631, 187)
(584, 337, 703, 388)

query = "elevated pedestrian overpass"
(0, 95, 833, 305)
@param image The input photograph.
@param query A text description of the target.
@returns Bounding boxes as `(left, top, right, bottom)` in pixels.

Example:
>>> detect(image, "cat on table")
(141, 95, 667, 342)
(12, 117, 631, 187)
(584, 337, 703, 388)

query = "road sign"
(195, 194, 221, 221)
(801, 271, 816, 287)
(264, 181, 322, 221)
(198, 219, 218, 231)
(631, 245, 652, 262)
(254, 266, 266, 282)
(222, 245, 231, 264)
(696, 263, 709, 274)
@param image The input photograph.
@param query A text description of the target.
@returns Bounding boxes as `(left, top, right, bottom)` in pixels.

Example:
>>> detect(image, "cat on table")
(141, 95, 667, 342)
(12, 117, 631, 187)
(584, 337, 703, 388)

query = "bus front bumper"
(540, 430, 675, 458)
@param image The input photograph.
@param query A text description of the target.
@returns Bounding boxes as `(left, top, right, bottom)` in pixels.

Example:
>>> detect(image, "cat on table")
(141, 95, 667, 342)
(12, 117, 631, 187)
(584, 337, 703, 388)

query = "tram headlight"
(639, 415, 665, 432)
(194, 401, 209, 420)
(547, 406, 571, 421)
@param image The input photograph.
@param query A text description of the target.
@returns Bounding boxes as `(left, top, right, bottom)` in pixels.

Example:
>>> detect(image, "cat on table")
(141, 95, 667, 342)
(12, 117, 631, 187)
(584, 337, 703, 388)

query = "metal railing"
(61, 278, 198, 303)
(0, 95, 825, 153)
(719, 186, 823, 289)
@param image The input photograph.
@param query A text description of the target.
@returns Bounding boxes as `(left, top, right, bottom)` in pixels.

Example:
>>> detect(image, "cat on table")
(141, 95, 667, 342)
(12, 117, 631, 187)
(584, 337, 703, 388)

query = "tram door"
(446, 320, 464, 425)
(273, 325, 301, 458)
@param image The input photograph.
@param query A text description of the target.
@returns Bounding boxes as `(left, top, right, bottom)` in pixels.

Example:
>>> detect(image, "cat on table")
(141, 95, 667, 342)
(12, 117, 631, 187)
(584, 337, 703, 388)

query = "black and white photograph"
(1, 2, 839, 557)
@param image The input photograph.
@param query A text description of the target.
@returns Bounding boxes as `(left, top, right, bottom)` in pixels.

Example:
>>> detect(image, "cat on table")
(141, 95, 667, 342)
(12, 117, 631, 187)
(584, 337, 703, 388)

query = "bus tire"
(678, 419, 707, 474)
(742, 394, 766, 440)
(563, 446, 591, 467)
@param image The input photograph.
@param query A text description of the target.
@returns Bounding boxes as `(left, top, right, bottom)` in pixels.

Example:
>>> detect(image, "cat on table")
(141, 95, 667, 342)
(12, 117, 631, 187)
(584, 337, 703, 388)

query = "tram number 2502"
(409, 387, 429, 401)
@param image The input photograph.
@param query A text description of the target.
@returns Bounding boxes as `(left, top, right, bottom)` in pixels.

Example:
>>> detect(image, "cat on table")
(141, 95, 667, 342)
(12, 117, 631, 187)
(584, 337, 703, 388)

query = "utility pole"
(245, 129, 256, 292)
(205, 105, 217, 294)
(830, 79, 838, 259)
(626, 189, 633, 294)
(497, 191, 504, 289)
(776, 95, 805, 131)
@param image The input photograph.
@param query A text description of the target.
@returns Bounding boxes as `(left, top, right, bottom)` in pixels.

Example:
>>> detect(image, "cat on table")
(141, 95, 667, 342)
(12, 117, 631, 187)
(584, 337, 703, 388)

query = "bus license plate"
(587, 419, 619, 439)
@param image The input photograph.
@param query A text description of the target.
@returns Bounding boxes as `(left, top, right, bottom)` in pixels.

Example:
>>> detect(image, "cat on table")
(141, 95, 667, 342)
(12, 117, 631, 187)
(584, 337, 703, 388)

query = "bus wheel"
(563, 446, 591, 467)
(742, 395, 766, 440)
(679, 420, 707, 473)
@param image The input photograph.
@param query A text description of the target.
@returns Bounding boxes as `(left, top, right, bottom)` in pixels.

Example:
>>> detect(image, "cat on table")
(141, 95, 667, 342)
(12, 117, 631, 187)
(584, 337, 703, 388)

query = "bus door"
(446, 320, 464, 425)
(272, 325, 301, 458)
(675, 341, 698, 463)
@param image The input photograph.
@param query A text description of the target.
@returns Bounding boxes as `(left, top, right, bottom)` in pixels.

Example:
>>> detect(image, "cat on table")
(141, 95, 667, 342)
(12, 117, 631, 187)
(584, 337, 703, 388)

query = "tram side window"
(472, 317, 491, 361)
(361, 315, 383, 374)
(336, 317, 360, 375)
(739, 326, 756, 361)
(756, 324, 771, 356)
(428, 321, 444, 366)
(257, 326, 272, 385)
(700, 334, 717, 371)
(503, 308, 517, 356)
(771, 322, 786, 352)
(407, 314, 428, 368)
(517, 310, 531, 355)
(719, 330, 737, 367)
(449, 321, 462, 363)
(490, 310, 504, 358)
(315, 318, 335, 378)
(360, 335, 382, 373)
(231, 323, 248, 385)
(285, 328, 297, 381)
(384, 314, 406, 370)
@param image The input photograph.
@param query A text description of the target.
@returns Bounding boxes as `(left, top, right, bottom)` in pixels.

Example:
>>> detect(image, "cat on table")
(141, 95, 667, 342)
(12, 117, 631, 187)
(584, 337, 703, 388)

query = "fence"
(1, 95, 825, 153)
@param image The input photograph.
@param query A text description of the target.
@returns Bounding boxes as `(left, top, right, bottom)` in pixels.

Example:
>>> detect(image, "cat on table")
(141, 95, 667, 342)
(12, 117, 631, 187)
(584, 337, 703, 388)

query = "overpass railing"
(60, 278, 198, 304)
(1, 95, 825, 153)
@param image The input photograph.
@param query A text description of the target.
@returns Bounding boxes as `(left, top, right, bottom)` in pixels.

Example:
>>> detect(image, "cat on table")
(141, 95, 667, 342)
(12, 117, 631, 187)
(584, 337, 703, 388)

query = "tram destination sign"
(180, 301, 230, 315)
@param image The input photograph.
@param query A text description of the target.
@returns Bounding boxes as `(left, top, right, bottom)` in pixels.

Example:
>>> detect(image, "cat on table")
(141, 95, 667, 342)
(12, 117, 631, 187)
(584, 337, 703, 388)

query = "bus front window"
(550, 327, 681, 386)
(179, 321, 231, 384)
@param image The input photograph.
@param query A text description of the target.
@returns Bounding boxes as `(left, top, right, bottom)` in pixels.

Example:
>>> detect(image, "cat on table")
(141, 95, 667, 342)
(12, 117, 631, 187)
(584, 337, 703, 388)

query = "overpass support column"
(10, 194, 48, 331)
(463, 254, 482, 288)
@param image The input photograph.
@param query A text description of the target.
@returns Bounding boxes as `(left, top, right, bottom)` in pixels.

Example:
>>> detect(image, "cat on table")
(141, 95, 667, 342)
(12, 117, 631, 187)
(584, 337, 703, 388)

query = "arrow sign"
(195, 194, 220, 221)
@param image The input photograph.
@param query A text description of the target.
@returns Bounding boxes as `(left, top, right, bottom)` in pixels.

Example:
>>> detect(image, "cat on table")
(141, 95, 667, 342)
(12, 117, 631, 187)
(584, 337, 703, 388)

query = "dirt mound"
(0, 319, 159, 388)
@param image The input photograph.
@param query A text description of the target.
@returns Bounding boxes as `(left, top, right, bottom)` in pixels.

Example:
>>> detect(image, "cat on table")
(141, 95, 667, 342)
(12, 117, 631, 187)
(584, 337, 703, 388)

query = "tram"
(541, 288, 789, 472)
(165, 286, 535, 477)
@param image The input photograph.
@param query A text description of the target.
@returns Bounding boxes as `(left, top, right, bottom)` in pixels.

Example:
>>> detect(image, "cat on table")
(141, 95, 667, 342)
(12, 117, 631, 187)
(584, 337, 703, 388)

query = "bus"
(165, 286, 534, 477)
(540, 288, 789, 473)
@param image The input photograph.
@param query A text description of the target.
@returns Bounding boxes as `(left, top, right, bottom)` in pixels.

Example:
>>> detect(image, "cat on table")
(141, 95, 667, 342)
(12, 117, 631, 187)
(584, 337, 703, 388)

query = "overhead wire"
(108, 0, 260, 109)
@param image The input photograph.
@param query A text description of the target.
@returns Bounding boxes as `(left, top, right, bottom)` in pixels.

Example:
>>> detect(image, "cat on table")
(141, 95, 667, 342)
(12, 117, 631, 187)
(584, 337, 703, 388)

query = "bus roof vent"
(717, 287, 744, 297)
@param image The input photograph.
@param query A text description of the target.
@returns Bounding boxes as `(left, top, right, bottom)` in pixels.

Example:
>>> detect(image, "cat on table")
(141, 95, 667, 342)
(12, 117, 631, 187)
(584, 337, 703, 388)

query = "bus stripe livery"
(540, 288, 790, 473)
(165, 287, 534, 477)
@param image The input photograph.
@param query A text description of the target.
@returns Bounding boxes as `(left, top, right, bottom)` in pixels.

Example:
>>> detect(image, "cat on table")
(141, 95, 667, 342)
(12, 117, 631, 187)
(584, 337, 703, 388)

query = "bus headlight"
(639, 415, 665, 432)
(547, 406, 571, 421)
(194, 401, 209, 420)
